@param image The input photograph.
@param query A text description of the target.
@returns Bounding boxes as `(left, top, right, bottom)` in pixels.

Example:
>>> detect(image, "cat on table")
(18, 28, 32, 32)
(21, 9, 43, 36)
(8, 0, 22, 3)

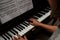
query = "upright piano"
(0, 0, 51, 40)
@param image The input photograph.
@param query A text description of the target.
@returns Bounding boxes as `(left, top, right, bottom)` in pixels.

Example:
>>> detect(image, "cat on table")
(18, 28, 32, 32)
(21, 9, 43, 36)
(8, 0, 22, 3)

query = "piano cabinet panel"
(25, 27, 52, 40)
(32, 0, 50, 11)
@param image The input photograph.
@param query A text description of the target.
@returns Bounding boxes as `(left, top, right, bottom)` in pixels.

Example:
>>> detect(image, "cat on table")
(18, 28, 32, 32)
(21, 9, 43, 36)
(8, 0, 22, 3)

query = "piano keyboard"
(0, 7, 51, 40)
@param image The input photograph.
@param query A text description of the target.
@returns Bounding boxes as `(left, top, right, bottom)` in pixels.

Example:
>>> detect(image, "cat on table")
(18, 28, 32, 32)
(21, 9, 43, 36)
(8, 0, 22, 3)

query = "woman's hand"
(29, 18, 40, 26)
(12, 34, 27, 40)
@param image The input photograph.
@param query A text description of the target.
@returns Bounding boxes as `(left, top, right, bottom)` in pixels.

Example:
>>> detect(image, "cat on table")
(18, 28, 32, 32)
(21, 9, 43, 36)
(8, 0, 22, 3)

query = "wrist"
(37, 22, 43, 27)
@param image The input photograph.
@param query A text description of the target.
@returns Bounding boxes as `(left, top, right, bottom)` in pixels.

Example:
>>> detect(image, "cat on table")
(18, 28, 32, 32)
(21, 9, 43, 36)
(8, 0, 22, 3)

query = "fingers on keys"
(12, 33, 27, 40)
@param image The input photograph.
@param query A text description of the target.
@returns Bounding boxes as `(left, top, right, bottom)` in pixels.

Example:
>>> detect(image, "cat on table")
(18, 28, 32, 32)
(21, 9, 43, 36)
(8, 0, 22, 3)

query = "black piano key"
(6, 33, 12, 38)
(19, 25, 25, 29)
(17, 25, 24, 30)
(43, 10, 49, 13)
(6, 30, 18, 38)
(35, 13, 42, 18)
(4, 33, 10, 40)
(10, 30, 16, 35)
(15, 26, 21, 31)
(7, 31, 15, 38)
(38, 13, 44, 16)
(27, 20, 33, 23)
(47, 7, 51, 10)
(43, 9, 49, 12)
(12, 29, 18, 34)
(32, 15, 39, 19)
(17, 26, 22, 31)
(45, 8, 50, 11)
(1, 35, 7, 40)
(24, 21, 29, 25)
(17, 27, 22, 31)
(6, 32, 12, 38)
(39, 11, 46, 15)
(22, 22, 28, 27)
(41, 10, 47, 13)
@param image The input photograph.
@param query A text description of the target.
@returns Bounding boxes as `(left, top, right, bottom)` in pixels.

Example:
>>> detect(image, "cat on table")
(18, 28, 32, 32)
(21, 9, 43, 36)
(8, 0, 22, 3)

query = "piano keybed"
(0, 7, 51, 40)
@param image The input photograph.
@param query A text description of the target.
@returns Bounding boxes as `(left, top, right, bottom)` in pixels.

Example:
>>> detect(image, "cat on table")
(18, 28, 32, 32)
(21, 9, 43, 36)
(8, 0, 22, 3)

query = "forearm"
(29, 18, 58, 32)
(38, 23, 57, 32)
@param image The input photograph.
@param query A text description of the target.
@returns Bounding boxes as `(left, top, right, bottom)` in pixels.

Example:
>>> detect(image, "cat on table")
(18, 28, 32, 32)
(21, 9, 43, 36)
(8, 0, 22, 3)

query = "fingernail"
(14, 35, 18, 38)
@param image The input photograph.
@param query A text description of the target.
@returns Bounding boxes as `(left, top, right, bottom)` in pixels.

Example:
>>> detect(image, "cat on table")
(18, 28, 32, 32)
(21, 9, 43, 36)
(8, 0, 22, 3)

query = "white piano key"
(4, 33, 11, 40)
(21, 11, 51, 36)
(14, 10, 51, 36)
(10, 30, 16, 35)
(16, 26, 22, 31)
(41, 11, 47, 13)
(45, 8, 50, 11)
(7, 31, 15, 37)
(20, 25, 34, 36)
(2, 34, 8, 40)
(24, 21, 29, 24)
(33, 15, 39, 19)
(0, 10, 51, 40)
(0, 6, 51, 40)
(20, 24, 27, 33)
(47, 7, 51, 9)
(20, 24, 26, 28)
(38, 13, 44, 15)
(18, 11, 51, 36)
(24, 21, 30, 26)
(22, 22, 28, 27)
(19, 24, 25, 28)
(13, 28, 23, 36)
(19, 24, 25, 29)
(17, 23, 34, 36)
(18, 25, 34, 36)
(0, 36, 5, 40)
(37, 10, 51, 22)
